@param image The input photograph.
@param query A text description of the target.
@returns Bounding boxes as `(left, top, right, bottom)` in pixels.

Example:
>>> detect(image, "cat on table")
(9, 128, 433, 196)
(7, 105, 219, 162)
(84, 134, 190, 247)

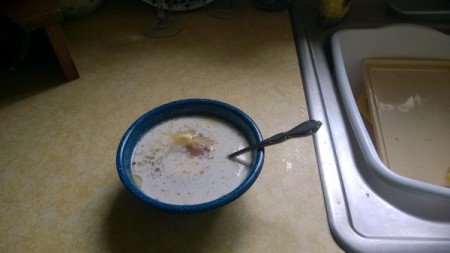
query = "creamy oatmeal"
(131, 116, 253, 205)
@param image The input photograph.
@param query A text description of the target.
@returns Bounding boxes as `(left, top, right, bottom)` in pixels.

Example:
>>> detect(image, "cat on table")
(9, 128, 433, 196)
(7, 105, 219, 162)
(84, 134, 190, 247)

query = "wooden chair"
(1, 0, 79, 81)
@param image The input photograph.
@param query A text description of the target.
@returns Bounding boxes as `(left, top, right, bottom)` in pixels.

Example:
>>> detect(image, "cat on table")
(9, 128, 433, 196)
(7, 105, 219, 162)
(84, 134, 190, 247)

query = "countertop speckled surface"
(0, 1, 342, 252)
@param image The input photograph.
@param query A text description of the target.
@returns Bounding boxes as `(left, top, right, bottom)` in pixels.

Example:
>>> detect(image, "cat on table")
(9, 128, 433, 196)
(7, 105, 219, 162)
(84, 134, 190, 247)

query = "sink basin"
(331, 24, 450, 206)
(289, 1, 450, 252)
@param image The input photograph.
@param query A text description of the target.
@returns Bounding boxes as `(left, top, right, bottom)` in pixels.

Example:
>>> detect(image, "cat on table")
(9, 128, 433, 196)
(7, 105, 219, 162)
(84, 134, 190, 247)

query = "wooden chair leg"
(45, 24, 79, 81)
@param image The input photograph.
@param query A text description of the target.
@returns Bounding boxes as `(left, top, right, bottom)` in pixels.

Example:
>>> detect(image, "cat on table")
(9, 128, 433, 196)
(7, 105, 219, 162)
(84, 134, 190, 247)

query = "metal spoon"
(228, 120, 322, 159)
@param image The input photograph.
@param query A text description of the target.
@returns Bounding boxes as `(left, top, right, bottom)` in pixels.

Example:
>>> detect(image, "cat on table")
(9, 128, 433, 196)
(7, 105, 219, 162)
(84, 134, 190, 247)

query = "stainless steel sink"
(289, 1, 450, 252)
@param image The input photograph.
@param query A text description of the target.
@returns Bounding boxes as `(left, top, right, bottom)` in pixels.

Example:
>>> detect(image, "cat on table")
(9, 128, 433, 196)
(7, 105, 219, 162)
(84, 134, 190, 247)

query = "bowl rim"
(116, 98, 264, 212)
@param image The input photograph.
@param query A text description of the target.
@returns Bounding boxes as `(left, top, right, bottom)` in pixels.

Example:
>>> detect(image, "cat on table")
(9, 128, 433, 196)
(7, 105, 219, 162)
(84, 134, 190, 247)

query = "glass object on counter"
(141, 0, 184, 38)
(207, 0, 243, 19)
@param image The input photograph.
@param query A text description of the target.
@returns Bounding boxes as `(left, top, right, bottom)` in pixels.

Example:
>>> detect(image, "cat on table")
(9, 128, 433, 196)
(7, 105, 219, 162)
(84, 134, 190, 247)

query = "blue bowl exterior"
(116, 99, 264, 213)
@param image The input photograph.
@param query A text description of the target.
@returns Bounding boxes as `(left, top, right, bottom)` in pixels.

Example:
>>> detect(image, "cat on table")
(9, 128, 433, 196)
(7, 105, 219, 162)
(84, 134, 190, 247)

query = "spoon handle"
(228, 120, 322, 158)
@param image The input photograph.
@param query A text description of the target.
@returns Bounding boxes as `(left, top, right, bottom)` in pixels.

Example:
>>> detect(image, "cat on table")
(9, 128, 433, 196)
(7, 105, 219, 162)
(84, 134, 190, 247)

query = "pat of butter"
(171, 133, 194, 144)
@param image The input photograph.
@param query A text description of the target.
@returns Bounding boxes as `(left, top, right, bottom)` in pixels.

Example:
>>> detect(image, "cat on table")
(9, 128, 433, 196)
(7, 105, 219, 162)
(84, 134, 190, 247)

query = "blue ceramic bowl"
(116, 99, 264, 213)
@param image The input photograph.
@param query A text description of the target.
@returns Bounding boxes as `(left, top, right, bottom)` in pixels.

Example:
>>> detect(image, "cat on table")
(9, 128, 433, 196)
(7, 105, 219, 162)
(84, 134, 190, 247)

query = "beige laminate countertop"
(0, 1, 342, 252)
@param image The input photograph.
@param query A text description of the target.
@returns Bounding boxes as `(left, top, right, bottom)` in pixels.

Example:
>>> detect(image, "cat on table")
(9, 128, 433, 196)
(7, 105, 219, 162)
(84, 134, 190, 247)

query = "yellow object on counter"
(320, 0, 351, 19)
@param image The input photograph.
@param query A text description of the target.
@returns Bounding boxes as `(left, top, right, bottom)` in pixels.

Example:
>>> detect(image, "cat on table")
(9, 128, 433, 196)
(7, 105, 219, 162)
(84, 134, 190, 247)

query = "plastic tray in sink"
(362, 59, 450, 188)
